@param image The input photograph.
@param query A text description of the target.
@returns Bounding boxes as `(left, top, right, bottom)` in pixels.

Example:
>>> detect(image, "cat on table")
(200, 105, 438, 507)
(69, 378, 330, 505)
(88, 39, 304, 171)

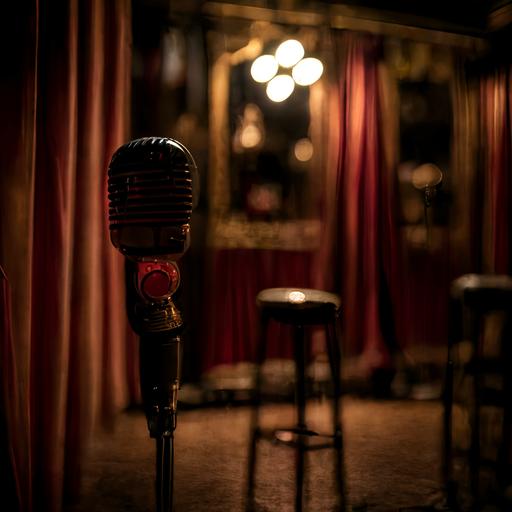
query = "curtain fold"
(334, 33, 402, 371)
(203, 249, 315, 371)
(0, 1, 135, 511)
(0, 267, 21, 511)
(452, 61, 512, 276)
(481, 67, 512, 274)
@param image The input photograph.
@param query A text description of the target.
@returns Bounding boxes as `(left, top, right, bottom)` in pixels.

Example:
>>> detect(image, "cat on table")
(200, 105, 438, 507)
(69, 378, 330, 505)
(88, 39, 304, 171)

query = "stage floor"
(66, 397, 446, 511)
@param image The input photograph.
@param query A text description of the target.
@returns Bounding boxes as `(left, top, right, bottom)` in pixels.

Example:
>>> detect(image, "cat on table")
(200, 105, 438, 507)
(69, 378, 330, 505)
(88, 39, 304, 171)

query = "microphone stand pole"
(156, 422, 175, 512)
(423, 186, 433, 249)
(137, 284, 184, 512)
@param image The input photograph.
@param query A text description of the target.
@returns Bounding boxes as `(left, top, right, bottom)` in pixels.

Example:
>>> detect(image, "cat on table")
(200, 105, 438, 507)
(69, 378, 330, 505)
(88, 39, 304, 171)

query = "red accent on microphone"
(142, 271, 172, 299)
(138, 261, 180, 301)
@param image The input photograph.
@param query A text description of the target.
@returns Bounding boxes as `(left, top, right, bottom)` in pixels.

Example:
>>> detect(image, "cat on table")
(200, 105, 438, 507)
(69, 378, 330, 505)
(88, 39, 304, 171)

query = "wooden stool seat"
(256, 287, 341, 325)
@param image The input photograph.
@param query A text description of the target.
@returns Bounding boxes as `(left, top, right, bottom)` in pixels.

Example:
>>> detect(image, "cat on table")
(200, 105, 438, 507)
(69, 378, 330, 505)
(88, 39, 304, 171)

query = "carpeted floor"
(66, 397, 446, 512)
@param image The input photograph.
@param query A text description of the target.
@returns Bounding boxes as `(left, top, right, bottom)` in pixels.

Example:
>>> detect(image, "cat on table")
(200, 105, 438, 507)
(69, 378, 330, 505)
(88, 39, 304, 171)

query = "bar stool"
(246, 288, 347, 512)
(443, 274, 512, 510)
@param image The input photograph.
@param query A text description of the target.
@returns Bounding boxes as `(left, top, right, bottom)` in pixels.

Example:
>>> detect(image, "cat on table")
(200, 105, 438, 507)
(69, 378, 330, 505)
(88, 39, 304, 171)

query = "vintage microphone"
(107, 136, 198, 512)
(411, 163, 443, 248)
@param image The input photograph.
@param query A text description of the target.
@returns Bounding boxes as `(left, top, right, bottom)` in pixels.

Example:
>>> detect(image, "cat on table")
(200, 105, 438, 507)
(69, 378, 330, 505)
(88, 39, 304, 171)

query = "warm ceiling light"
(266, 75, 295, 102)
(292, 57, 324, 86)
(275, 39, 304, 68)
(250, 54, 278, 83)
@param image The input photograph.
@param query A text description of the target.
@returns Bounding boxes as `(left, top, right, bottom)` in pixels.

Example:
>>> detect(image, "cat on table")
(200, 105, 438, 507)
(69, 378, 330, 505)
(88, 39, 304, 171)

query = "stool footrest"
(255, 427, 340, 451)
(276, 427, 322, 438)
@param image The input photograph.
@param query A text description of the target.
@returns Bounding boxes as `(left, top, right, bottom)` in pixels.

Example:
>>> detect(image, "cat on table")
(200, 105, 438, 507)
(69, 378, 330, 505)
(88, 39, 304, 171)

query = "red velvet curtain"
(203, 249, 315, 371)
(0, 2, 136, 511)
(481, 67, 512, 274)
(334, 33, 401, 371)
(1, 268, 21, 510)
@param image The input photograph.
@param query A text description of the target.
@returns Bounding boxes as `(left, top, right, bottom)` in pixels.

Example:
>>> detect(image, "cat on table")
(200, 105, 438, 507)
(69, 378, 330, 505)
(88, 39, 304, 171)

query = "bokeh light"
(275, 39, 304, 68)
(240, 125, 262, 149)
(250, 54, 278, 83)
(294, 138, 314, 162)
(292, 57, 324, 86)
(266, 75, 295, 102)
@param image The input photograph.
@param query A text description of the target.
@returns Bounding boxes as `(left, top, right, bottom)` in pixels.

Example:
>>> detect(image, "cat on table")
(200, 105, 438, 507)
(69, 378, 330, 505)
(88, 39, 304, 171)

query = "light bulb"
(275, 39, 304, 68)
(292, 57, 324, 86)
(250, 54, 278, 83)
(266, 75, 295, 102)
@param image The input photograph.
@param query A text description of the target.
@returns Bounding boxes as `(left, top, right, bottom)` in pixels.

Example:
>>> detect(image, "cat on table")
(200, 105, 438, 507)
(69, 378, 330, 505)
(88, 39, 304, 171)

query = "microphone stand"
(127, 260, 184, 512)
(140, 330, 182, 512)
(423, 185, 433, 249)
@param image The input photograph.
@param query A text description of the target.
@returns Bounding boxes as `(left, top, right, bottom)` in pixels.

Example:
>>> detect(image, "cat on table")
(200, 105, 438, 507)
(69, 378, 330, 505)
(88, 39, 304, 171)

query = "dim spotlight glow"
(288, 291, 306, 304)
(292, 58, 324, 86)
(266, 75, 295, 102)
(250, 54, 279, 83)
(294, 138, 314, 162)
(275, 39, 304, 68)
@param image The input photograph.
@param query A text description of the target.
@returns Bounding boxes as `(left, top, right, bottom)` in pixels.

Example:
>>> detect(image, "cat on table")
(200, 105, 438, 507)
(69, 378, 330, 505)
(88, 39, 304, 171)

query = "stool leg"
(442, 297, 458, 508)
(498, 318, 512, 502)
(293, 324, 307, 512)
(326, 317, 348, 512)
(246, 311, 269, 511)
(469, 309, 481, 511)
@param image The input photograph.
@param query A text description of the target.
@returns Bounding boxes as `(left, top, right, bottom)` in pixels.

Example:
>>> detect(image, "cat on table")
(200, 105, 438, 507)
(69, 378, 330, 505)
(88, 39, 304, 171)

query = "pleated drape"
(0, 2, 137, 511)
(203, 249, 315, 371)
(451, 62, 512, 276)
(333, 33, 402, 370)
(481, 67, 512, 274)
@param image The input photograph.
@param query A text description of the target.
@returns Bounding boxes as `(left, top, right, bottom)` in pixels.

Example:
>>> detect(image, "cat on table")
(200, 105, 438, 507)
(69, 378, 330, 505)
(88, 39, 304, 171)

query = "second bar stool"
(443, 274, 512, 510)
(246, 287, 347, 512)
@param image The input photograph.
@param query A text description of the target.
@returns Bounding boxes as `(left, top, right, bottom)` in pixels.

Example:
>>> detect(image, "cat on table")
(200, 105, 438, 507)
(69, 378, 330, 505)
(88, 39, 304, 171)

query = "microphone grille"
(107, 137, 197, 257)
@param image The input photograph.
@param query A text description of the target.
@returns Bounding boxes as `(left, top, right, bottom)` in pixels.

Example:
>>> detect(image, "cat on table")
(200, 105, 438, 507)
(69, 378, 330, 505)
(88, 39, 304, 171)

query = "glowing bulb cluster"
(250, 39, 324, 102)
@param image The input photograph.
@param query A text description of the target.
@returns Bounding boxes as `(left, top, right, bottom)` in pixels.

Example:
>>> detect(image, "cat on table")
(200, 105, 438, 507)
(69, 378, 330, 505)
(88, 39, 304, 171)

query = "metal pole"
(156, 434, 175, 512)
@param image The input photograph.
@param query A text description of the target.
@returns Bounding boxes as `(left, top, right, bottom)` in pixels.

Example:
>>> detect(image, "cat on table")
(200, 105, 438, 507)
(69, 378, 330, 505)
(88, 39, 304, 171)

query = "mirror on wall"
(207, 22, 328, 250)
(229, 63, 313, 221)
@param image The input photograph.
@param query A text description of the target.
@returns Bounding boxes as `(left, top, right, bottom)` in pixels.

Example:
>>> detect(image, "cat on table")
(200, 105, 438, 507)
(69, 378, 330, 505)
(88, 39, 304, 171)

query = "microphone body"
(108, 136, 198, 438)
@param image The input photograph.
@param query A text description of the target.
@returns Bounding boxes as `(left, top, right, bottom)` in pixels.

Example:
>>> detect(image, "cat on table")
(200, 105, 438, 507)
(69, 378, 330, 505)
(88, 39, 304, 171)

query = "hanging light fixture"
(249, 37, 323, 101)
(266, 75, 295, 102)
(292, 57, 324, 86)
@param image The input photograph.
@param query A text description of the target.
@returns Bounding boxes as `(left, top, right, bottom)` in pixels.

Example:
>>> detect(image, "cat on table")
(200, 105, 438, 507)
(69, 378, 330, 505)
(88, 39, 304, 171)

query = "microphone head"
(411, 163, 443, 191)
(108, 137, 198, 260)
